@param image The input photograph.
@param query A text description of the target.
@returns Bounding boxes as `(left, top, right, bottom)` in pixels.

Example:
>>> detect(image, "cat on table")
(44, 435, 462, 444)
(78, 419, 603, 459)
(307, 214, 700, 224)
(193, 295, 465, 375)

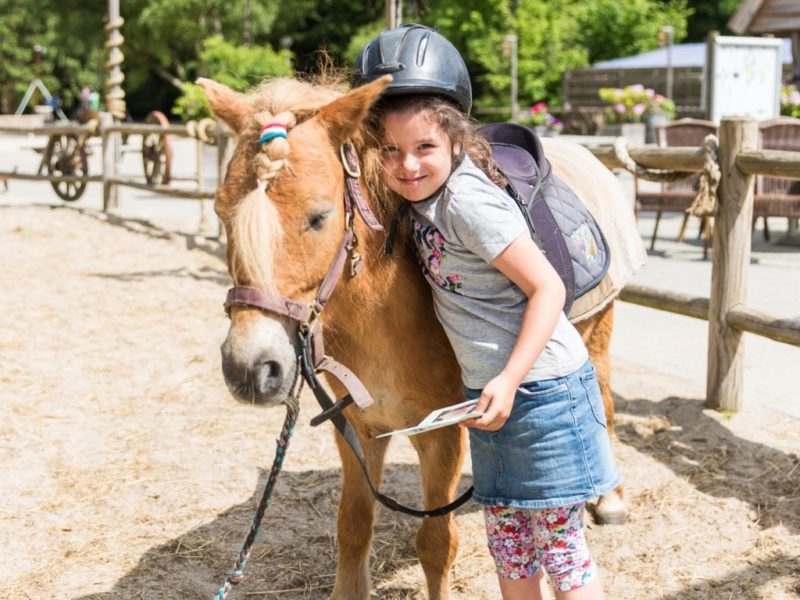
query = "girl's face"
(380, 107, 460, 202)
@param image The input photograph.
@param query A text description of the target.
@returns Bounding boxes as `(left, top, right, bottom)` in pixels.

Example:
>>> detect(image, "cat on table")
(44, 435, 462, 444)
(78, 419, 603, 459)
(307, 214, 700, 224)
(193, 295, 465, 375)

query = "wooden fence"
(0, 116, 231, 210)
(1, 115, 797, 413)
(592, 116, 800, 412)
(563, 64, 795, 130)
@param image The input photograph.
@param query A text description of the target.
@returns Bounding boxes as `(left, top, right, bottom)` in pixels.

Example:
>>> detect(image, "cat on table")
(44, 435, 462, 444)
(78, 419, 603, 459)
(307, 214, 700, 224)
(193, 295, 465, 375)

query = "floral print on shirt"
(411, 218, 462, 293)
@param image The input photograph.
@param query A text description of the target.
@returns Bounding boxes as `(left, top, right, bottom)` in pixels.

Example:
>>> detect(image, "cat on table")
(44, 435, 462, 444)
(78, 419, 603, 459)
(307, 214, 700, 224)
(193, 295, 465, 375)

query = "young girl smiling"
(356, 25, 620, 600)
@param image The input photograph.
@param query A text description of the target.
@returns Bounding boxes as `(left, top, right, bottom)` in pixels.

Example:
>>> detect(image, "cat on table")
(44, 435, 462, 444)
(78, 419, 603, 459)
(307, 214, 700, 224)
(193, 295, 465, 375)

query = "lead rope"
(212, 362, 303, 600)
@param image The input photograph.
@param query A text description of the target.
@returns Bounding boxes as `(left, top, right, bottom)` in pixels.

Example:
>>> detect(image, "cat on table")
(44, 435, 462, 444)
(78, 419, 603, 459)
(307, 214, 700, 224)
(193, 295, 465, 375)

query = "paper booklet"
(375, 398, 483, 438)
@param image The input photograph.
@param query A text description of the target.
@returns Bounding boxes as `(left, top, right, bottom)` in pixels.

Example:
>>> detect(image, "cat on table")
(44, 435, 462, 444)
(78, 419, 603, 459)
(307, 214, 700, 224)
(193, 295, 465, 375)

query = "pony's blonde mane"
(228, 76, 350, 292)
(249, 76, 346, 119)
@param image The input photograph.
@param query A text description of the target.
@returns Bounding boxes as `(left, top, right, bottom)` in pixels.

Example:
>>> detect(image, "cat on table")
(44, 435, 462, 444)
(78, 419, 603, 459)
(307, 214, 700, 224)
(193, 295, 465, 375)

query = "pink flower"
(531, 102, 548, 114)
(629, 84, 645, 93)
(633, 103, 645, 115)
(613, 103, 626, 113)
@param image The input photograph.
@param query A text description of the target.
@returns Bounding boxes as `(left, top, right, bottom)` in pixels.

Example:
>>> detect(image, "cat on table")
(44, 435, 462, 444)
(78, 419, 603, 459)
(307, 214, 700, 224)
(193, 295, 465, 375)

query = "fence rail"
(2, 115, 796, 413)
(0, 117, 230, 209)
(595, 117, 800, 412)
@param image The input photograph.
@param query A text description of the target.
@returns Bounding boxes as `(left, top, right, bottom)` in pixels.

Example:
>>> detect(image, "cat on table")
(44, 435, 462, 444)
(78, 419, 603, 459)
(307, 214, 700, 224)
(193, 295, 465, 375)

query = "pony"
(198, 74, 644, 599)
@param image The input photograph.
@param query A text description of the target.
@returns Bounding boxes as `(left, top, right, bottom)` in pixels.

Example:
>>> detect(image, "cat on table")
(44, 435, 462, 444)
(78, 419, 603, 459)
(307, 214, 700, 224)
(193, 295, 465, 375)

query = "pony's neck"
(323, 192, 433, 356)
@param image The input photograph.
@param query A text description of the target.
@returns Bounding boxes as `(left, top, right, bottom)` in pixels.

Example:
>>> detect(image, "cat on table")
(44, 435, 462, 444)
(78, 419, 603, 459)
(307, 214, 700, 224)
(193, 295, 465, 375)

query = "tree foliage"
(685, 0, 739, 41)
(173, 35, 292, 121)
(0, 0, 697, 121)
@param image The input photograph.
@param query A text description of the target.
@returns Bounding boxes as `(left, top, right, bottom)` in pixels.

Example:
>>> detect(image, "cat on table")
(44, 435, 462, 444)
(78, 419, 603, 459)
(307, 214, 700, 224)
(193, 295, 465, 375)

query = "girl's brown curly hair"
(362, 94, 507, 206)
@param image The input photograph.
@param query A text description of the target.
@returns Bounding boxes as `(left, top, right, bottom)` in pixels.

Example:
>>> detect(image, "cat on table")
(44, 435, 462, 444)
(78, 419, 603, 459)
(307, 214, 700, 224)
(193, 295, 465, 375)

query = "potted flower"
(781, 84, 800, 118)
(519, 101, 563, 136)
(598, 84, 676, 144)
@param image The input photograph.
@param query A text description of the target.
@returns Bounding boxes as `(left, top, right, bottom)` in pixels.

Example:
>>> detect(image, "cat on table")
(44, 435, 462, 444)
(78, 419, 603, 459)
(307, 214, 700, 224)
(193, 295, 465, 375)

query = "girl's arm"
(465, 233, 566, 431)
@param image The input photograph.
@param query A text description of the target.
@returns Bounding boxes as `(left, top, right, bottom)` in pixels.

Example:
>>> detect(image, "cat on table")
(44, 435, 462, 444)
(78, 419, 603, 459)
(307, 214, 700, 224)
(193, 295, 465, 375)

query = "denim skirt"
(464, 360, 621, 509)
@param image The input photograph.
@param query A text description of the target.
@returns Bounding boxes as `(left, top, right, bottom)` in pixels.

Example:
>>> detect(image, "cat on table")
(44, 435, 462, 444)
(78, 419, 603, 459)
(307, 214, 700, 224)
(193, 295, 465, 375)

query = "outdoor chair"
(754, 117, 800, 241)
(635, 118, 717, 254)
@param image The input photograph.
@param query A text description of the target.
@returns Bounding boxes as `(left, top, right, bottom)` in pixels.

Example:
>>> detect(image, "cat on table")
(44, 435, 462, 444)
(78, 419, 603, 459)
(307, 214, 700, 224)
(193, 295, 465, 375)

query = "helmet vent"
(416, 32, 430, 67)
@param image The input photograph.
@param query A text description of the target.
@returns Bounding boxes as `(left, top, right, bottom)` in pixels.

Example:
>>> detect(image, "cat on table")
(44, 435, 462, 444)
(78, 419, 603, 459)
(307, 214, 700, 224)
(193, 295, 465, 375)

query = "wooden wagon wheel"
(142, 110, 173, 185)
(44, 134, 89, 202)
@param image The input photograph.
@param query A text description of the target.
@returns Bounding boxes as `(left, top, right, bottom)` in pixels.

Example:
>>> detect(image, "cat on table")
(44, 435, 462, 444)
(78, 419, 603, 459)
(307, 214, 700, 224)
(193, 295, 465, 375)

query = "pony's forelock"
(229, 187, 283, 293)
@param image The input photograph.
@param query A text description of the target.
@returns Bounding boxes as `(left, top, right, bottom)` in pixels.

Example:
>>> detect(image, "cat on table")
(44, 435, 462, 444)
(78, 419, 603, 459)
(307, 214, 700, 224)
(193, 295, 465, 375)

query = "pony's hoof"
(592, 491, 627, 525)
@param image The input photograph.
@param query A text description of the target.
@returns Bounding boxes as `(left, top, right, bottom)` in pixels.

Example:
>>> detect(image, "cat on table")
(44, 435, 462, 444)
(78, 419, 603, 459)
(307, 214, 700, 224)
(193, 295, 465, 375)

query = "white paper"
(375, 398, 483, 438)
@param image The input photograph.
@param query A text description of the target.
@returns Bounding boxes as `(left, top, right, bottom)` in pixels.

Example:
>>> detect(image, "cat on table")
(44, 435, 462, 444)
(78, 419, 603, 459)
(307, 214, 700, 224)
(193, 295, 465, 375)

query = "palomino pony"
(199, 75, 642, 599)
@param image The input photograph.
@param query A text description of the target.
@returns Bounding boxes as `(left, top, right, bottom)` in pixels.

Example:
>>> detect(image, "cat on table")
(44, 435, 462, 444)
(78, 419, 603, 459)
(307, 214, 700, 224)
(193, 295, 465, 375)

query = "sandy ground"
(1, 203, 799, 600)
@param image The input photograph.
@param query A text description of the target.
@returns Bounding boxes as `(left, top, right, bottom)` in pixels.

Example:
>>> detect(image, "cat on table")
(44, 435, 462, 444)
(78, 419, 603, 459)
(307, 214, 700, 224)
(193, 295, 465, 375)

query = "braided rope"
(612, 134, 722, 218)
(686, 134, 721, 217)
(104, 16, 126, 120)
(612, 137, 690, 183)
(186, 118, 219, 144)
(213, 375, 303, 600)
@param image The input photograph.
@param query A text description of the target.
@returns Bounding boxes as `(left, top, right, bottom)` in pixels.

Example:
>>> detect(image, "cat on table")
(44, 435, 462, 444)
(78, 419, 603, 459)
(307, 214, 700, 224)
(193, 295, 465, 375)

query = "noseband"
(222, 141, 473, 519)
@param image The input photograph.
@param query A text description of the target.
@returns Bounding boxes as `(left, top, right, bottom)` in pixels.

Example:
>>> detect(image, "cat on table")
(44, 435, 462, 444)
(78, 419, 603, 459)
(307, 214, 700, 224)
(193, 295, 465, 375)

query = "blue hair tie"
(259, 123, 288, 144)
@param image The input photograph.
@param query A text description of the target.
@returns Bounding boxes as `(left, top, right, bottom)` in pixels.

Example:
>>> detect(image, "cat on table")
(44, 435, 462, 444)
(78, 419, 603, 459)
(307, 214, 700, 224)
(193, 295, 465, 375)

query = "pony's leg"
(575, 302, 628, 525)
(330, 428, 388, 600)
(409, 424, 464, 600)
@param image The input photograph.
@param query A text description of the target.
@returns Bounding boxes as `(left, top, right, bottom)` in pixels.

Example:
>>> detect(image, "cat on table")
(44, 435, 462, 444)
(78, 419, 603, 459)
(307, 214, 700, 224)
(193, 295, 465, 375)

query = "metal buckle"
(340, 141, 361, 178)
(299, 302, 320, 336)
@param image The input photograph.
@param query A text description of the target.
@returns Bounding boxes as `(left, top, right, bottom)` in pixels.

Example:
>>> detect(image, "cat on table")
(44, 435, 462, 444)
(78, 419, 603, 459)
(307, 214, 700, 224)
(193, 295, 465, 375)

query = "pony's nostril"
(265, 360, 281, 378)
(255, 360, 283, 395)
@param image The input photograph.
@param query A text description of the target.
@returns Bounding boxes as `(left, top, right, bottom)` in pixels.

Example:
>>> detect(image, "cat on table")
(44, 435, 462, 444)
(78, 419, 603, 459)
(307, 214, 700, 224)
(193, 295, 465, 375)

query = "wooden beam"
(737, 149, 800, 179)
(728, 0, 766, 34)
(706, 117, 758, 412)
(619, 284, 709, 320)
(590, 145, 706, 172)
(107, 177, 216, 199)
(727, 307, 800, 347)
(0, 171, 100, 183)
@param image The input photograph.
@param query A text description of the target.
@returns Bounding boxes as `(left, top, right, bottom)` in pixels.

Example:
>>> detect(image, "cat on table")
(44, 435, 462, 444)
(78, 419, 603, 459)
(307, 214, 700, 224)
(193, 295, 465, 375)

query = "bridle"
(222, 141, 473, 519)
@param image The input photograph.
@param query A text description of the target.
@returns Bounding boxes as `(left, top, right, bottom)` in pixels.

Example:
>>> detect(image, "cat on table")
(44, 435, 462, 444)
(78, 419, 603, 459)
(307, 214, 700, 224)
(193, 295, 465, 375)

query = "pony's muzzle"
(220, 311, 298, 405)
(221, 349, 285, 402)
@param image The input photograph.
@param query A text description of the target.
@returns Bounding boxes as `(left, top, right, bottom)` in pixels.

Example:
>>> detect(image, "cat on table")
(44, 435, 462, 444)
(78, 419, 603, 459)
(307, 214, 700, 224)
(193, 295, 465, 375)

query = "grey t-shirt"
(409, 156, 588, 389)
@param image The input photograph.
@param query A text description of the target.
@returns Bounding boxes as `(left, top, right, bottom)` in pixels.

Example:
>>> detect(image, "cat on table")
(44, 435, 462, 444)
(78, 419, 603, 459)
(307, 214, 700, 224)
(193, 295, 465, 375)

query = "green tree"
(513, 0, 588, 110)
(571, 0, 690, 65)
(686, 0, 738, 41)
(0, 0, 105, 114)
(173, 35, 292, 121)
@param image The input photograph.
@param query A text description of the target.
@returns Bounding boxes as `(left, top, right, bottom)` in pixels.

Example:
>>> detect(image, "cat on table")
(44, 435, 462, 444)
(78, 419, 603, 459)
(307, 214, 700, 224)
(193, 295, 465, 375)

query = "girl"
(355, 25, 621, 600)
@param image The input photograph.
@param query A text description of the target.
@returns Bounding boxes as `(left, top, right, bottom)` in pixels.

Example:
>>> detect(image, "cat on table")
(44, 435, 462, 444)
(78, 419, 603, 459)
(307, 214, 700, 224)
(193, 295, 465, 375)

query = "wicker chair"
(754, 117, 800, 241)
(635, 118, 718, 253)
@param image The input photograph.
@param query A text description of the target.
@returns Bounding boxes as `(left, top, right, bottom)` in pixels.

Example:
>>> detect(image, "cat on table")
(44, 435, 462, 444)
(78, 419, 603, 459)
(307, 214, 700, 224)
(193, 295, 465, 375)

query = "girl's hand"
(463, 373, 517, 431)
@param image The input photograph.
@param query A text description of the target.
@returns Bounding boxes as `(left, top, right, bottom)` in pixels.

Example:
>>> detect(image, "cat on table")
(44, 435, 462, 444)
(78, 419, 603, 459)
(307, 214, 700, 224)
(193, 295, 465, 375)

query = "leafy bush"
(781, 85, 800, 118)
(172, 35, 293, 122)
(519, 102, 563, 133)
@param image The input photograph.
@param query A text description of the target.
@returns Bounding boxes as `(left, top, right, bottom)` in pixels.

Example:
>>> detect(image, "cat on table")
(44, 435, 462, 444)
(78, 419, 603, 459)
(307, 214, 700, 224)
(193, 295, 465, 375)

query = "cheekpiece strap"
(259, 122, 288, 144)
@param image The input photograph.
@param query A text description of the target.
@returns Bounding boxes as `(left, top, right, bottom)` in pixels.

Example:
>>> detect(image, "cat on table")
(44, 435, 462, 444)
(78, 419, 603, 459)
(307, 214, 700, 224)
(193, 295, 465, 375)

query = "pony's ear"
(318, 75, 392, 142)
(196, 78, 251, 134)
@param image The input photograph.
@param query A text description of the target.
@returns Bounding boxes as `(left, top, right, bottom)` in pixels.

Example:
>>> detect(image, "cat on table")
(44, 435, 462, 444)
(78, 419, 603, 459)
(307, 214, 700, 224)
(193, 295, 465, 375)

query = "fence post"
(101, 113, 118, 210)
(706, 117, 758, 411)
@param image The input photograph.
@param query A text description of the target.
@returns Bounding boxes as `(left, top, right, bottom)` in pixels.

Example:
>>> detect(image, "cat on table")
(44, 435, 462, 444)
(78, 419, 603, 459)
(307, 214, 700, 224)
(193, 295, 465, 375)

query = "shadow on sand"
(616, 394, 800, 536)
(76, 465, 477, 599)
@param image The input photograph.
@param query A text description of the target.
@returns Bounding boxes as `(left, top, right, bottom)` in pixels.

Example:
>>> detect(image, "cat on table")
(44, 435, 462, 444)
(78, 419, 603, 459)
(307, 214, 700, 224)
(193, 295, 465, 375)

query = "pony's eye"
(307, 210, 330, 231)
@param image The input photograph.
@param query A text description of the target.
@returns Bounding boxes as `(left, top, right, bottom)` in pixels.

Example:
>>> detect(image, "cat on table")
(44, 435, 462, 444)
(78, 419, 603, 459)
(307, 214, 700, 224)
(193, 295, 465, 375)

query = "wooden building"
(729, 0, 800, 82)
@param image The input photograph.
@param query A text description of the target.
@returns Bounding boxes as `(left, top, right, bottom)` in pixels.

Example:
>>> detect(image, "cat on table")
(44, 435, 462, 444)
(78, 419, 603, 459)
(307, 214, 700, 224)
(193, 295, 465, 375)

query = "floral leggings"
(483, 503, 597, 592)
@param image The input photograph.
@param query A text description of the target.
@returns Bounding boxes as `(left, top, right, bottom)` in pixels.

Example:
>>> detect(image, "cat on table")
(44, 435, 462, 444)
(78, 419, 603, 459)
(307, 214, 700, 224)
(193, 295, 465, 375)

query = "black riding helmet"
(353, 24, 472, 116)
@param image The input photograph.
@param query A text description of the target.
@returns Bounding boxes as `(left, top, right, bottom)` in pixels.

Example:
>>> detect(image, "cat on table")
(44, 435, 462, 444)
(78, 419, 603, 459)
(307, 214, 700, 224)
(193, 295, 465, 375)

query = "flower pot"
(534, 124, 562, 138)
(596, 122, 646, 147)
(644, 114, 670, 144)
